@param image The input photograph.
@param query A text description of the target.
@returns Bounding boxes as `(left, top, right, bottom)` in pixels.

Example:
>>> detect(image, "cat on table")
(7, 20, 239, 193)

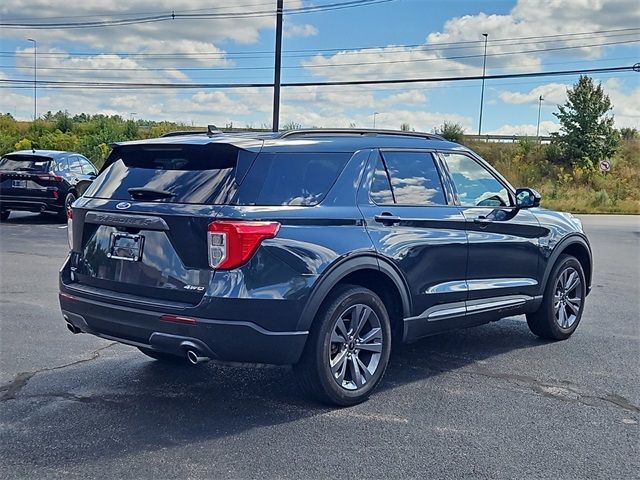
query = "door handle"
(473, 216, 493, 226)
(374, 213, 402, 225)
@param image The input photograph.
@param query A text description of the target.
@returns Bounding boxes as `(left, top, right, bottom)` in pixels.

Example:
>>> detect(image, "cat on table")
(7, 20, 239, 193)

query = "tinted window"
(0, 155, 51, 172)
(370, 156, 395, 204)
(371, 151, 445, 206)
(442, 153, 510, 207)
(56, 157, 69, 173)
(234, 152, 350, 206)
(83, 144, 253, 205)
(69, 156, 84, 175)
(79, 157, 97, 175)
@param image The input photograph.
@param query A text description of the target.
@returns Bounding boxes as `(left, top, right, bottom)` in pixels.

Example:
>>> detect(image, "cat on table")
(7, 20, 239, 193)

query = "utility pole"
(536, 95, 544, 139)
(477, 33, 488, 135)
(373, 112, 379, 128)
(27, 38, 37, 121)
(272, 0, 284, 132)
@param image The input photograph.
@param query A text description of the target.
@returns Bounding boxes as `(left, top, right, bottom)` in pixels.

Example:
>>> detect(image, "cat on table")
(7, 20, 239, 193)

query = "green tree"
(619, 127, 638, 140)
(434, 121, 465, 142)
(552, 76, 619, 169)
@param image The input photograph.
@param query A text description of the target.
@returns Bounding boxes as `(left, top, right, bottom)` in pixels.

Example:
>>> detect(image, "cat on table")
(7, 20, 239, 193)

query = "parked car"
(59, 129, 592, 406)
(0, 150, 98, 221)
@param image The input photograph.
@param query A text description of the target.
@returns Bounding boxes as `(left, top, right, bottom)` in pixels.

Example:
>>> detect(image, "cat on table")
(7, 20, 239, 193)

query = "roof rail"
(278, 128, 445, 141)
(161, 130, 208, 137)
(161, 124, 223, 138)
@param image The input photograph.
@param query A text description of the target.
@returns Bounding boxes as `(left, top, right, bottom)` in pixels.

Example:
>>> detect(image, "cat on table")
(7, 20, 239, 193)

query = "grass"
(465, 138, 640, 215)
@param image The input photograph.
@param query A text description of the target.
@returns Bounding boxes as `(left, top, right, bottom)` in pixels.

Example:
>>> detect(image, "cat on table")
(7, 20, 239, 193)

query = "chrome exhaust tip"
(186, 349, 209, 365)
(66, 322, 81, 334)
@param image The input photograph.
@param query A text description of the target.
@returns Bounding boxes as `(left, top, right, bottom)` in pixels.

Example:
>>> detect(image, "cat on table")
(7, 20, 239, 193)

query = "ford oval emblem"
(115, 202, 131, 210)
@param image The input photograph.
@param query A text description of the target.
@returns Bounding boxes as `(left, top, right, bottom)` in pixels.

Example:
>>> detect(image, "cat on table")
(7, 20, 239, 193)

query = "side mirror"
(515, 188, 541, 209)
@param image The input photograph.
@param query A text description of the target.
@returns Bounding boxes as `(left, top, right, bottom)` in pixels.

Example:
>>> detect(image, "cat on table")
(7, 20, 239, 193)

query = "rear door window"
(0, 155, 51, 172)
(83, 143, 255, 205)
(370, 151, 446, 206)
(234, 152, 350, 206)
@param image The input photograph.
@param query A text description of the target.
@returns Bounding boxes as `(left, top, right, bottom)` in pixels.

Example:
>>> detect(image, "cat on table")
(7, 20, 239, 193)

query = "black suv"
(59, 129, 592, 405)
(0, 150, 97, 221)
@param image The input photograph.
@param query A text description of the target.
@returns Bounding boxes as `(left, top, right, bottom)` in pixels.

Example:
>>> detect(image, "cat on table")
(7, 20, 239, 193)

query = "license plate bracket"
(12, 179, 27, 188)
(108, 232, 144, 262)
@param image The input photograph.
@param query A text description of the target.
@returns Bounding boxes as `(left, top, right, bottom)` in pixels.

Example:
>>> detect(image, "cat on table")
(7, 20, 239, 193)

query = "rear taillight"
(67, 208, 73, 249)
(37, 173, 63, 182)
(207, 220, 280, 270)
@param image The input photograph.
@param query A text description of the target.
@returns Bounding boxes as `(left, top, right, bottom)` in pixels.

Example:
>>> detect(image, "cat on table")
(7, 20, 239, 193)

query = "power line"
(0, 1, 277, 21)
(2, 27, 637, 59)
(5, 56, 635, 83)
(1, 65, 634, 90)
(0, 0, 395, 28)
(2, 39, 636, 73)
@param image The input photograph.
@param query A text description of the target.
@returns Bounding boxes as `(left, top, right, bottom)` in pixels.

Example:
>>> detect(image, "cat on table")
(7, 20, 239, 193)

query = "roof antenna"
(207, 124, 222, 136)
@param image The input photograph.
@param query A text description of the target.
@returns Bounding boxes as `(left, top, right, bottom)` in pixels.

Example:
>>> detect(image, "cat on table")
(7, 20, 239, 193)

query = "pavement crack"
(462, 369, 640, 413)
(0, 343, 117, 401)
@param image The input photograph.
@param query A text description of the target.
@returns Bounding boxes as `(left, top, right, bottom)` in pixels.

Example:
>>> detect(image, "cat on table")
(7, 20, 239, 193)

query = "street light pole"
(373, 112, 380, 128)
(536, 95, 544, 139)
(27, 38, 37, 121)
(477, 33, 488, 135)
(271, 0, 283, 132)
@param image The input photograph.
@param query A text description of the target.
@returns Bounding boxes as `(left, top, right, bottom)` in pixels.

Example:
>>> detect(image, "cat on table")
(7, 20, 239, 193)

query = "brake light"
(67, 208, 73, 249)
(37, 173, 63, 182)
(207, 220, 280, 269)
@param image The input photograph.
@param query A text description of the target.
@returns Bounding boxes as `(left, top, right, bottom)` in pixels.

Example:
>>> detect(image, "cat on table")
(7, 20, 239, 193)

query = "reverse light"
(67, 207, 73, 249)
(160, 314, 198, 326)
(207, 220, 280, 270)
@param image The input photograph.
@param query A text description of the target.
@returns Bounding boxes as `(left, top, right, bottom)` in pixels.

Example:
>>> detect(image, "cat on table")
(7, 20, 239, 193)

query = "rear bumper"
(58, 285, 308, 365)
(0, 195, 62, 213)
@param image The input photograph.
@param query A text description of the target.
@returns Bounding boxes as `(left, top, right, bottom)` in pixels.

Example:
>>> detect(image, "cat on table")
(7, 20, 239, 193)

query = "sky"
(0, 0, 638, 135)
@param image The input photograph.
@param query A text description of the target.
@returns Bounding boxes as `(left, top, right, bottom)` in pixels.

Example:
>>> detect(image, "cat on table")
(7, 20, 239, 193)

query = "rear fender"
(295, 254, 411, 332)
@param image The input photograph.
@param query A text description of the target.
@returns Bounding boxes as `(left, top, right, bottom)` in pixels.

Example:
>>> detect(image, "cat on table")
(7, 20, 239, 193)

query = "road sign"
(599, 160, 611, 172)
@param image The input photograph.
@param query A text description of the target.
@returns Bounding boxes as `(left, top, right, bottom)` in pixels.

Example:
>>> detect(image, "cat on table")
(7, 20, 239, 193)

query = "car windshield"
(0, 155, 51, 172)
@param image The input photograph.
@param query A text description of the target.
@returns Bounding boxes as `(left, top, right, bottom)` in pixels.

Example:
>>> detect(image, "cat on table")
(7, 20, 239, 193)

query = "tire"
(137, 347, 186, 364)
(527, 254, 586, 340)
(0, 210, 9, 222)
(294, 285, 392, 406)
(58, 192, 76, 221)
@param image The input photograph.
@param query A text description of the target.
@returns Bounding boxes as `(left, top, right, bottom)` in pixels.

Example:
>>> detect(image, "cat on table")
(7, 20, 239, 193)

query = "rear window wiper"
(127, 187, 176, 200)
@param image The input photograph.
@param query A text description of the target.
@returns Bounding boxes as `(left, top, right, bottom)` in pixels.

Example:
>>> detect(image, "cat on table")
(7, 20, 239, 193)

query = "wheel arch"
(296, 254, 411, 335)
(543, 234, 593, 295)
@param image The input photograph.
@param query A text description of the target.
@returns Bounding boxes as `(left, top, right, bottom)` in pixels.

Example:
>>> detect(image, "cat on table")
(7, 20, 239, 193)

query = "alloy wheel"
(328, 303, 383, 391)
(553, 266, 582, 329)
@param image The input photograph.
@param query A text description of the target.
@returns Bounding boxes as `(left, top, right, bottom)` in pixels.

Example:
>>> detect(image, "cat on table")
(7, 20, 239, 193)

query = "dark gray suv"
(59, 129, 592, 405)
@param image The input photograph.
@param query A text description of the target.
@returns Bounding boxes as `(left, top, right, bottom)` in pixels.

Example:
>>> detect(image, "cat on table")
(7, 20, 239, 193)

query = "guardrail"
(464, 134, 553, 144)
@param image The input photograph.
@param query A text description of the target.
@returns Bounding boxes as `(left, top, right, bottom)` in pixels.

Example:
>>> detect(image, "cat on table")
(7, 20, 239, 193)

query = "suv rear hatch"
(69, 140, 262, 305)
(0, 154, 60, 205)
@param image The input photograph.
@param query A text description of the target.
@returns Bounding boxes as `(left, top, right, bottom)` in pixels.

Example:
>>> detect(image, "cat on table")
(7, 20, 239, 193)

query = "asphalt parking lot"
(0, 212, 638, 479)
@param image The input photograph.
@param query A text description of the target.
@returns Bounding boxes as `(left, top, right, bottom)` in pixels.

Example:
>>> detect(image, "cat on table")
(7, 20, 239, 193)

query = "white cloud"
(0, 1, 302, 50)
(488, 120, 560, 136)
(427, 0, 640, 64)
(284, 23, 319, 38)
(603, 78, 640, 128)
(497, 79, 640, 128)
(498, 83, 569, 105)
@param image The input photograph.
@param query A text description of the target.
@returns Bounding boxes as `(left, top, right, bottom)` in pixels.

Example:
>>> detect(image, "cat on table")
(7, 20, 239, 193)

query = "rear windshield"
(83, 144, 254, 205)
(234, 152, 350, 206)
(0, 155, 51, 172)
(83, 145, 350, 206)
